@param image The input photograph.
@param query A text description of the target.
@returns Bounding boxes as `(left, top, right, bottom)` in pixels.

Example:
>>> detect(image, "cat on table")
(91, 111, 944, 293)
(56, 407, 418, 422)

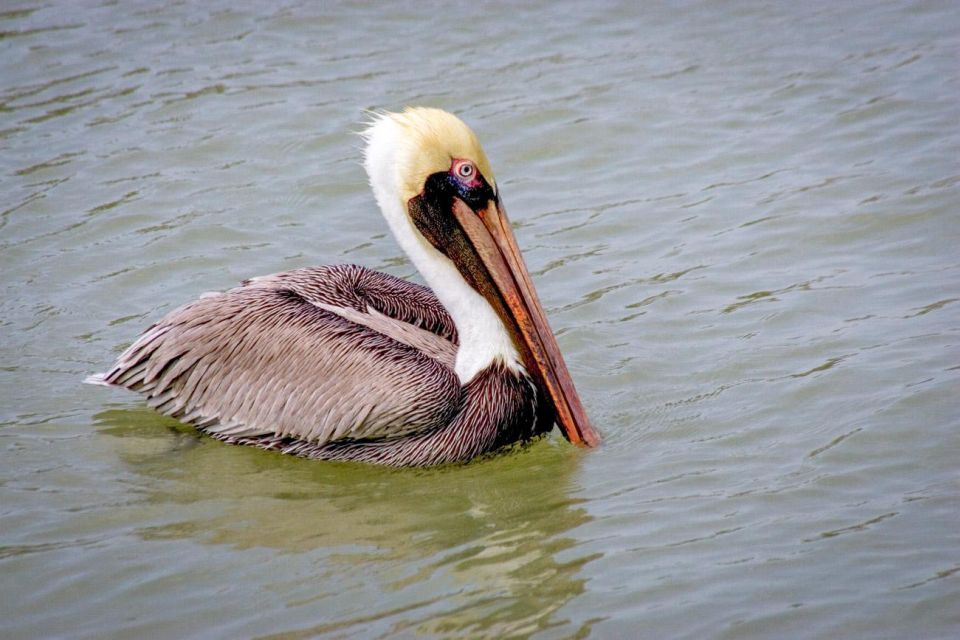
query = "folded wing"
(102, 265, 462, 445)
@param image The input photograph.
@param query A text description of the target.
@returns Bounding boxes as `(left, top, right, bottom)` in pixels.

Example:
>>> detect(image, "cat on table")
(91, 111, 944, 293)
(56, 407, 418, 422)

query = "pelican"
(89, 107, 599, 466)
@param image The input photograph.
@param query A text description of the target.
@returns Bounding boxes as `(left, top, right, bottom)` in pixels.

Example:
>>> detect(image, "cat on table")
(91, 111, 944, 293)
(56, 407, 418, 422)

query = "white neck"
(363, 116, 523, 383)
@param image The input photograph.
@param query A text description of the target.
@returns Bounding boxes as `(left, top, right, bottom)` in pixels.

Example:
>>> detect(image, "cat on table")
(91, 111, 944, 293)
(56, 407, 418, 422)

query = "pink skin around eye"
(450, 158, 483, 189)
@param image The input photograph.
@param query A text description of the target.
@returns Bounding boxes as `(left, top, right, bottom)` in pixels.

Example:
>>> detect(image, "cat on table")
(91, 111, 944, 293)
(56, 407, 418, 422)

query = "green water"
(2, 1, 958, 638)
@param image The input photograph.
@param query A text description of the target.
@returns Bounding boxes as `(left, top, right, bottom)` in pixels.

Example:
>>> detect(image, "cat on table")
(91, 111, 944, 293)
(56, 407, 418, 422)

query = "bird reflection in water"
(93, 407, 598, 637)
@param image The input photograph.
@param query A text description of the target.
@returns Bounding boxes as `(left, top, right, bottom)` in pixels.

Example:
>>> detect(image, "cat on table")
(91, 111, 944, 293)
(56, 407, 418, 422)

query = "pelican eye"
(454, 160, 476, 180)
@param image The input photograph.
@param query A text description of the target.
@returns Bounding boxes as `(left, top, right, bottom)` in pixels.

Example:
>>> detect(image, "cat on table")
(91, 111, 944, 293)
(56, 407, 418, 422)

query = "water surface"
(2, 1, 958, 638)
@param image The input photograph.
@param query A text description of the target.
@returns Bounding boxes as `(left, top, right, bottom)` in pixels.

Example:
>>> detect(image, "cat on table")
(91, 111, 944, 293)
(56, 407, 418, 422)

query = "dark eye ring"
(457, 162, 475, 179)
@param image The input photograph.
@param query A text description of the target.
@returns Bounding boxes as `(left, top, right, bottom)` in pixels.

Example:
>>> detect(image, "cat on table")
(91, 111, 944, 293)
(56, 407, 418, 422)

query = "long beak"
(451, 198, 600, 447)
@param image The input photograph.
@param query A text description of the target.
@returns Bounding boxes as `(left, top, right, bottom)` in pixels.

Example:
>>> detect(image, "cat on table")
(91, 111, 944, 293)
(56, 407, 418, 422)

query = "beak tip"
(574, 426, 602, 448)
(558, 416, 601, 448)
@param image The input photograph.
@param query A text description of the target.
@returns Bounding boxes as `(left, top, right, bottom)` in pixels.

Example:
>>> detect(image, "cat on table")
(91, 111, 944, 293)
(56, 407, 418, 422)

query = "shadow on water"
(92, 406, 600, 638)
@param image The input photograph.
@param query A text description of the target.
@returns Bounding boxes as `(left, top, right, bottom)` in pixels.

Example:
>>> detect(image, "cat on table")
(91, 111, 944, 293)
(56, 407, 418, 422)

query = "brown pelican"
(90, 107, 599, 466)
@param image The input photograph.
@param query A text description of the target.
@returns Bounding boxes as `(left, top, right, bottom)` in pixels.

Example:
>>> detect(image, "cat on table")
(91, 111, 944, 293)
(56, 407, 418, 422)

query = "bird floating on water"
(89, 107, 600, 466)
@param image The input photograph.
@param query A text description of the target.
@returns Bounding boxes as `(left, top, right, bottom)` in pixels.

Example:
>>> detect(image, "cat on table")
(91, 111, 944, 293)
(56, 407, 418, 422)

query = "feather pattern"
(103, 265, 466, 448)
(251, 360, 541, 466)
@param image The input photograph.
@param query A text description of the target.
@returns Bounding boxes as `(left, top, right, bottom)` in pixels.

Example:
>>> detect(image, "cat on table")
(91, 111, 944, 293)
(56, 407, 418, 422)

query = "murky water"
(2, 1, 958, 638)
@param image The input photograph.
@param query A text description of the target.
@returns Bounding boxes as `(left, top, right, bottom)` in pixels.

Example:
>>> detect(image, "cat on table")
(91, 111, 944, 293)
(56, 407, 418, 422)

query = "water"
(2, 1, 958, 637)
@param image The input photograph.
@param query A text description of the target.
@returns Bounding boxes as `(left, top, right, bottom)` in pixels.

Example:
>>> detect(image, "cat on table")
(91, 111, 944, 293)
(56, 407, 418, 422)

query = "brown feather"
(103, 265, 463, 447)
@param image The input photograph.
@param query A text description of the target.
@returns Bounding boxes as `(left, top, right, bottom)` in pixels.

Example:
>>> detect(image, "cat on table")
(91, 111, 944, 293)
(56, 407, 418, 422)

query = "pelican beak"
(451, 198, 601, 447)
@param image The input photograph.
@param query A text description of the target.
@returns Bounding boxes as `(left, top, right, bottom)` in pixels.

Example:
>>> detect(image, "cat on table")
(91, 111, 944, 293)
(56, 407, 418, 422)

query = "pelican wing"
(102, 265, 462, 445)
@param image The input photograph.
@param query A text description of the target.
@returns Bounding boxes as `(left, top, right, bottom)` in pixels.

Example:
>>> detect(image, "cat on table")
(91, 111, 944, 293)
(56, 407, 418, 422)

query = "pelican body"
(93, 108, 599, 466)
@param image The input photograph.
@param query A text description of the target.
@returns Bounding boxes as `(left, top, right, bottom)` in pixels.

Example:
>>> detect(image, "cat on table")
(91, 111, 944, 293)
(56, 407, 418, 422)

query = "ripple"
(807, 427, 863, 459)
(803, 511, 899, 543)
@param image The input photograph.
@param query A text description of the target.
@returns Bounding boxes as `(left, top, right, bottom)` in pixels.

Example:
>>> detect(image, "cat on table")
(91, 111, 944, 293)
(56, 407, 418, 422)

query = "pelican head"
(363, 107, 599, 448)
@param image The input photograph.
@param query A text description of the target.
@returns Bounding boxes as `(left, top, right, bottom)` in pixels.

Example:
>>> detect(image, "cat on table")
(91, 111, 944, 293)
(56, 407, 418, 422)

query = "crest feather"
(363, 107, 496, 203)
